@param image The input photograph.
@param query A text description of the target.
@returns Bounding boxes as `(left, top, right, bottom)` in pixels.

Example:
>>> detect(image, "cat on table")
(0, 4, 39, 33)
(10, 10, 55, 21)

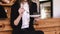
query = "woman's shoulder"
(31, 2, 37, 5)
(30, 2, 37, 8)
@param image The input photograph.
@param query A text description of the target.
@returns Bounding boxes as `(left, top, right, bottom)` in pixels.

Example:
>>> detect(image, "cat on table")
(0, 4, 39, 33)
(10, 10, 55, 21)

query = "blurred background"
(0, 0, 60, 34)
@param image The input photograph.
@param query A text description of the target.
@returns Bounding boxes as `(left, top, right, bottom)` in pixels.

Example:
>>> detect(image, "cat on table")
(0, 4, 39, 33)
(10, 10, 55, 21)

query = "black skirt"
(12, 28, 44, 34)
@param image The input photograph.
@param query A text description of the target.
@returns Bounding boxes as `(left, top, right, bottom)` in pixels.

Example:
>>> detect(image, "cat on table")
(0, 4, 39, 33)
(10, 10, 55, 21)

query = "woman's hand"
(14, 8, 25, 26)
(18, 8, 25, 15)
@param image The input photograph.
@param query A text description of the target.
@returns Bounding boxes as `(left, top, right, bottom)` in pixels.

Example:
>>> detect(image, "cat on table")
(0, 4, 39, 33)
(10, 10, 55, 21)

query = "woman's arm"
(14, 8, 25, 26)
(14, 14, 22, 26)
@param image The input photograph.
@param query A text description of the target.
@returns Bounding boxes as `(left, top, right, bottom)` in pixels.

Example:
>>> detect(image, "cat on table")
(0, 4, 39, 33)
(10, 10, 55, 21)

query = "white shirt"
(20, 2, 30, 29)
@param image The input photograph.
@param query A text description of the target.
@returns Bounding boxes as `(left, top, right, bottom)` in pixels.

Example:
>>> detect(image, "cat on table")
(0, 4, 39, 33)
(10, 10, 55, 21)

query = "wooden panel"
(4, 7, 11, 18)
(34, 18, 60, 28)
(0, 0, 14, 34)
(34, 18, 60, 34)
(34, 18, 60, 27)
(0, 31, 12, 34)
(35, 27, 56, 32)
(44, 31, 56, 34)
(0, 19, 12, 31)
(0, 0, 15, 6)
(0, 19, 10, 25)
(56, 31, 60, 34)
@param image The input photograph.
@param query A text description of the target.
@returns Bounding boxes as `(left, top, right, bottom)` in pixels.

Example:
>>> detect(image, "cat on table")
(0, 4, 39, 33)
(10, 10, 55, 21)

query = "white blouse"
(20, 2, 30, 29)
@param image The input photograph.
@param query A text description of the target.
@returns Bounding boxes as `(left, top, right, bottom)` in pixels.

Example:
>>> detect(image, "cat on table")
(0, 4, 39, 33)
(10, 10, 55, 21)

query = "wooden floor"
(0, 18, 60, 34)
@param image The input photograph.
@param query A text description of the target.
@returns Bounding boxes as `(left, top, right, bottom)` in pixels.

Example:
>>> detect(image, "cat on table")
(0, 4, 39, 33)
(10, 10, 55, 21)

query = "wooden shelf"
(0, 0, 15, 6)
(0, 3, 14, 6)
(0, 18, 12, 32)
(34, 18, 60, 28)
(34, 18, 60, 32)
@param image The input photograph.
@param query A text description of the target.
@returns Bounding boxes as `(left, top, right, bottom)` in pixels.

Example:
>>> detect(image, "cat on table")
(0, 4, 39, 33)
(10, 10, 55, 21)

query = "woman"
(10, 0, 44, 34)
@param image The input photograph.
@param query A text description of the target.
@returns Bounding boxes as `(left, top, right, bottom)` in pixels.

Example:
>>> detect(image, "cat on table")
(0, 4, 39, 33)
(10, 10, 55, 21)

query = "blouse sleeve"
(10, 4, 19, 29)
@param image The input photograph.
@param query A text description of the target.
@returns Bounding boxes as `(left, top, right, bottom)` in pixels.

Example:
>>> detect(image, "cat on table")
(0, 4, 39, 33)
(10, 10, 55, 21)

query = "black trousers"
(12, 28, 44, 34)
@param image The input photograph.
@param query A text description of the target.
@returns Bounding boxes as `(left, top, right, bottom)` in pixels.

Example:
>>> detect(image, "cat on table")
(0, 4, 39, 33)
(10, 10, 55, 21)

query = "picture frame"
(39, 0, 53, 19)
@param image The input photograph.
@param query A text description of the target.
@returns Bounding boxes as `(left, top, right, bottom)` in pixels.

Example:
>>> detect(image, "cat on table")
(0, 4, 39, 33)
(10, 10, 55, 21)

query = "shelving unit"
(0, 0, 15, 34)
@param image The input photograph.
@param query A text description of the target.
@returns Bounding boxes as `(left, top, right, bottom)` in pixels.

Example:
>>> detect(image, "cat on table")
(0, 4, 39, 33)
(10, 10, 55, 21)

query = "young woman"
(10, 0, 44, 34)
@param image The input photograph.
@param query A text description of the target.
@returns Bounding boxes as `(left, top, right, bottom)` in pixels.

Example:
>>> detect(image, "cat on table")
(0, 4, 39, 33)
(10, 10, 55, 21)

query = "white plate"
(30, 15, 40, 17)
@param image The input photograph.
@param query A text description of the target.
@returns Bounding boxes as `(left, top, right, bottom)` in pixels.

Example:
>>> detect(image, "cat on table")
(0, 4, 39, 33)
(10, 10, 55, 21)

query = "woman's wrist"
(19, 14, 23, 17)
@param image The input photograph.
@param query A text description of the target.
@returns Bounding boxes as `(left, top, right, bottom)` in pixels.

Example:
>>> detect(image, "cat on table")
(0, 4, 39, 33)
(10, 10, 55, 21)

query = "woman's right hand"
(14, 8, 25, 26)
(18, 8, 25, 15)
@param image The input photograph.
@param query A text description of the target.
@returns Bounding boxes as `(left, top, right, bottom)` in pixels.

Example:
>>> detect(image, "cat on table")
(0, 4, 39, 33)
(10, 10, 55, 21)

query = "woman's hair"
(14, 0, 32, 8)
(19, 0, 32, 6)
(19, 0, 31, 3)
(0, 0, 1, 2)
